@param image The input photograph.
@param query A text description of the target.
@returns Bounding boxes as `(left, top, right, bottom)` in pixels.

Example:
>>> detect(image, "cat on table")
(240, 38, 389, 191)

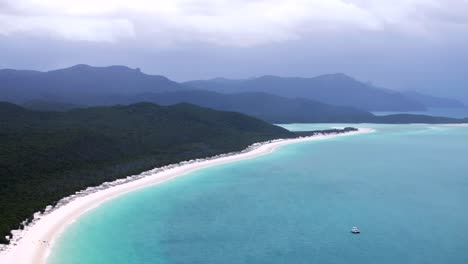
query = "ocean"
(48, 124, 468, 264)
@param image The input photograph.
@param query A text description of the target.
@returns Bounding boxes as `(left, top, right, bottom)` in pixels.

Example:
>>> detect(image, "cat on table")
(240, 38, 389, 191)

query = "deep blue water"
(48, 124, 468, 264)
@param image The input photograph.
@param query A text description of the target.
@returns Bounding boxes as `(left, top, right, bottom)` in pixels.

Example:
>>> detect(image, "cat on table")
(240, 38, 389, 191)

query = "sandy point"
(0, 128, 374, 264)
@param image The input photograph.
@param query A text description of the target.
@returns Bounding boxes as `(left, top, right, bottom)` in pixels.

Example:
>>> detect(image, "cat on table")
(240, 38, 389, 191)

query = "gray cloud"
(0, 0, 467, 102)
(1, 0, 466, 46)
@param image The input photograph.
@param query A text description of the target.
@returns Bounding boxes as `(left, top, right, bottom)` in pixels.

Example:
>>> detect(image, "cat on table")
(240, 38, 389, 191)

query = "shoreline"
(442, 123, 468, 127)
(0, 128, 373, 264)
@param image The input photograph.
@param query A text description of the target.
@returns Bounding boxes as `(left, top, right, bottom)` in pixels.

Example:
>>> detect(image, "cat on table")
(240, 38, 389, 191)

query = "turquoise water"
(48, 124, 468, 264)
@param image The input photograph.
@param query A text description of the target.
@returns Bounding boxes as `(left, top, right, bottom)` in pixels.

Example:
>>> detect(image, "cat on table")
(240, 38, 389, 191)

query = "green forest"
(0, 102, 356, 244)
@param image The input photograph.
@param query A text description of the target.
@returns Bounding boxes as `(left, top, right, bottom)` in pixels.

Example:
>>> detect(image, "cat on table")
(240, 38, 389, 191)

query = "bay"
(48, 124, 468, 264)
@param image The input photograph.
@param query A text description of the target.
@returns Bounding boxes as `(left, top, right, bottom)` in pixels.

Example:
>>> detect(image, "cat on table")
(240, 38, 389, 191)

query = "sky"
(1, 0, 467, 101)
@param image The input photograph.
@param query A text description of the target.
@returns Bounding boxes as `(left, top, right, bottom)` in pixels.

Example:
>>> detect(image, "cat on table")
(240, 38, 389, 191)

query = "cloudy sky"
(1, 0, 467, 101)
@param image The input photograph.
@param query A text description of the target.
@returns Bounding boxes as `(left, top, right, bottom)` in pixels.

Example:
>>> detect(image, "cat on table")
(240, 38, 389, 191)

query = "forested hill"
(0, 102, 293, 244)
(184, 74, 428, 111)
(124, 91, 468, 124)
(0, 64, 185, 104)
(17, 94, 468, 124)
(125, 90, 375, 123)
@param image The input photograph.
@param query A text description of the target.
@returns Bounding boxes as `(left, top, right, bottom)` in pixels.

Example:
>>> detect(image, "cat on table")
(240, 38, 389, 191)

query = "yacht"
(351, 227, 360, 234)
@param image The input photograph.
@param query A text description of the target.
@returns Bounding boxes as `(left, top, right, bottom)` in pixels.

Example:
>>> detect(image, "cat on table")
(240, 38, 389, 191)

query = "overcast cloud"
(0, 0, 467, 101)
(1, 0, 467, 45)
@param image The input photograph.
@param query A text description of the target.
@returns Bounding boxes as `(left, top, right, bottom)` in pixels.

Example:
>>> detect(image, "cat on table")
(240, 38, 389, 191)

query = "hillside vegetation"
(184, 74, 429, 111)
(125, 91, 468, 124)
(0, 102, 295, 244)
(19, 91, 467, 124)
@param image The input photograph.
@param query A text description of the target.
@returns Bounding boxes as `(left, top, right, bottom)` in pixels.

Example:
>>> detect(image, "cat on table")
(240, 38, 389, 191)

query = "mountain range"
(1, 64, 466, 123)
(185, 74, 464, 111)
(401, 91, 465, 108)
(17, 92, 467, 124)
(0, 64, 184, 104)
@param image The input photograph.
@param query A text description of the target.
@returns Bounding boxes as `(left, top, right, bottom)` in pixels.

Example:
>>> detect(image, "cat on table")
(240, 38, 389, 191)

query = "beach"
(0, 128, 373, 264)
(443, 123, 468, 127)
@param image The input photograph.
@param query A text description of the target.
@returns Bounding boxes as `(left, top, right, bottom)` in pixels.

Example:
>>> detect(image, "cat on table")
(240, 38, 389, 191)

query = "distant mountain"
(184, 74, 427, 111)
(4, 87, 374, 123)
(370, 114, 467, 124)
(22, 99, 83, 111)
(1, 65, 465, 122)
(0, 101, 294, 244)
(402, 91, 465, 108)
(134, 91, 467, 123)
(124, 90, 375, 123)
(0, 64, 185, 104)
(0, 69, 41, 80)
(13, 90, 466, 123)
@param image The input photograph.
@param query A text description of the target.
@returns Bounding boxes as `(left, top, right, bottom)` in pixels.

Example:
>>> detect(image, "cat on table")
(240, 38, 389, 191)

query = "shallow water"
(48, 124, 468, 264)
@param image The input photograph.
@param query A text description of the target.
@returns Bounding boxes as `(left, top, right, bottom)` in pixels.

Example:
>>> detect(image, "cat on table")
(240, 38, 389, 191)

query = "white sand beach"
(0, 128, 373, 264)
(443, 123, 468, 127)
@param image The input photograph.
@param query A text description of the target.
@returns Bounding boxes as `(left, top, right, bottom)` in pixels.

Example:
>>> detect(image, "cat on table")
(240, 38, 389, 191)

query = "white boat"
(351, 227, 360, 234)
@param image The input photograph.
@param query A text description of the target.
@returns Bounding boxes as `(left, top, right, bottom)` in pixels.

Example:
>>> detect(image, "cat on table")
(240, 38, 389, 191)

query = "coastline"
(0, 128, 373, 264)
(442, 123, 468, 127)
